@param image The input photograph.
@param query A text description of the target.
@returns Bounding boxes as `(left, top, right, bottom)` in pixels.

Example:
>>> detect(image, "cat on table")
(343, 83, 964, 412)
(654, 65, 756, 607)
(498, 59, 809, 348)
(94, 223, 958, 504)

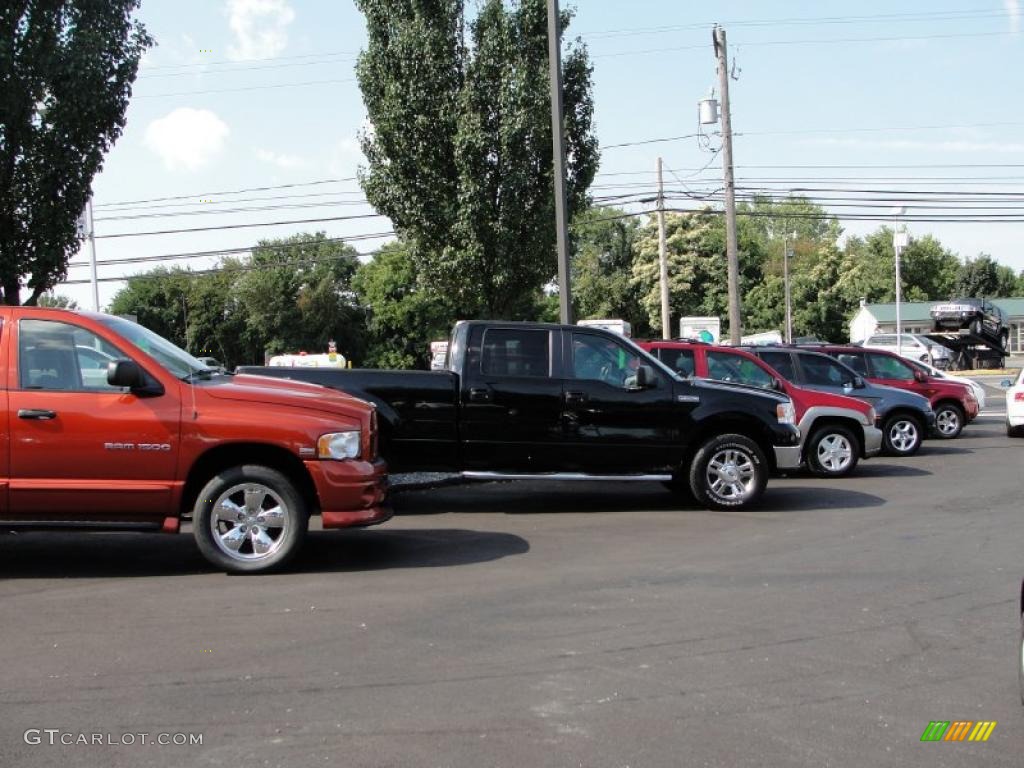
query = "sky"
(58, 0, 1024, 309)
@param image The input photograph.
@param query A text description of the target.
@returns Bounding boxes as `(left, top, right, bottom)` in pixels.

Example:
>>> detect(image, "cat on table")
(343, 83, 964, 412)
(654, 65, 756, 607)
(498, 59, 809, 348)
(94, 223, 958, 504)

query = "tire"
(1009, 422, 1024, 438)
(193, 465, 309, 574)
(806, 425, 860, 478)
(881, 413, 923, 456)
(1002, 332, 1010, 352)
(933, 402, 964, 439)
(970, 318, 983, 337)
(688, 433, 768, 511)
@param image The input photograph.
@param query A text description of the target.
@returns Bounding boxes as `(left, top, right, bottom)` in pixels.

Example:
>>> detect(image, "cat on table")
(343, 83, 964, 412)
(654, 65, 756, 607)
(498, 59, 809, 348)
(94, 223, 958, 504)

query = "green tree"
(234, 233, 366, 361)
(571, 207, 649, 336)
(0, 1, 152, 305)
(37, 292, 78, 309)
(109, 267, 192, 349)
(355, 0, 598, 318)
(953, 253, 1007, 298)
(353, 241, 454, 369)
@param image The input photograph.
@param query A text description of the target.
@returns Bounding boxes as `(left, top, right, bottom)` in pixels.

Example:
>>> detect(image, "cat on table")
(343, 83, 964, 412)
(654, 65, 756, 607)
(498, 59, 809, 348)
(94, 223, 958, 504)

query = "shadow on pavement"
(757, 486, 886, 512)
(919, 444, 974, 456)
(839, 463, 931, 478)
(0, 528, 529, 578)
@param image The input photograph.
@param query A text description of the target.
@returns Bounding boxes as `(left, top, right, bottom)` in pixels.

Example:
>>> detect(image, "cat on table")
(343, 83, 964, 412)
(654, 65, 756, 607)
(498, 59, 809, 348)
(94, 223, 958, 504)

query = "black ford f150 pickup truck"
(241, 321, 801, 510)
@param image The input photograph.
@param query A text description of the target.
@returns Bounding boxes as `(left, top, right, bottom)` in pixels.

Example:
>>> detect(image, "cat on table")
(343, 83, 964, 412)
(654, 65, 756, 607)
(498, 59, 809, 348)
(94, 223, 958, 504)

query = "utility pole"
(713, 26, 741, 343)
(547, 0, 573, 324)
(656, 157, 671, 339)
(783, 235, 793, 344)
(80, 196, 100, 312)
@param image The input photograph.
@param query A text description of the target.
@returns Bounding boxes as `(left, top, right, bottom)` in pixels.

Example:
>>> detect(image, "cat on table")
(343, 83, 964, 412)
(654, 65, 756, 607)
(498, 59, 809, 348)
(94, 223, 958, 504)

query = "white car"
(911, 359, 986, 411)
(1004, 369, 1024, 437)
(861, 333, 954, 368)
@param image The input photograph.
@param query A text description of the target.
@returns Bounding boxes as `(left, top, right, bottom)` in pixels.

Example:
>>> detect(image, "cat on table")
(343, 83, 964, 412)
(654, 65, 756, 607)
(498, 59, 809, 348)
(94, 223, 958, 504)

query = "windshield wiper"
(181, 368, 215, 382)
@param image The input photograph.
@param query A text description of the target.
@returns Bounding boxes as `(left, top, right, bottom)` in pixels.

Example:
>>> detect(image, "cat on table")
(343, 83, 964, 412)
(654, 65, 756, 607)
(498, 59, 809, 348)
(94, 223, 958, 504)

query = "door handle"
(468, 387, 492, 403)
(564, 391, 587, 406)
(18, 409, 57, 420)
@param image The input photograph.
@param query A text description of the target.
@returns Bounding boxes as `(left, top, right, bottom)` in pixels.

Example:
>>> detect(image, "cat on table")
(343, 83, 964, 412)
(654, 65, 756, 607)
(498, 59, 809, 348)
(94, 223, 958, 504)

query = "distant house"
(849, 298, 1024, 352)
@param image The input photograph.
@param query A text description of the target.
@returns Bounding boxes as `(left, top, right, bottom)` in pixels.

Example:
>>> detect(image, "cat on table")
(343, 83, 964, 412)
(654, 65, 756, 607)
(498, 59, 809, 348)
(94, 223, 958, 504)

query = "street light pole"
(783, 234, 793, 344)
(547, 0, 573, 325)
(892, 207, 908, 358)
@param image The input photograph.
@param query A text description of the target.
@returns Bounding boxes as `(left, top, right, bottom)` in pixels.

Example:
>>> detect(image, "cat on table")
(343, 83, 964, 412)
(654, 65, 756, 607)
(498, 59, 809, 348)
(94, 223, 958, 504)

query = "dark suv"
(930, 298, 1009, 350)
(740, 346, 936, 456)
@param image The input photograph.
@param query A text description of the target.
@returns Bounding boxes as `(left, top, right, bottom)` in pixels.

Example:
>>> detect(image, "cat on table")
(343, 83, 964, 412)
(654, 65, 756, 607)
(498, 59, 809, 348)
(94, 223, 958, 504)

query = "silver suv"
(861, 333, 953, 369)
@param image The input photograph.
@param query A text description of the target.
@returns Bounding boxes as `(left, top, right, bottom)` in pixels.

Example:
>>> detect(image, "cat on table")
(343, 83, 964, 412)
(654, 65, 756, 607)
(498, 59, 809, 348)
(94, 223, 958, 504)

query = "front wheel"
(882, 414, 923, 456)
(688, 434, 768, 511)
(1002, 332, 1010, 351)
(806, 425, 860, 478)
(193, 465, 309, 574)
(933, 402, 964, 439)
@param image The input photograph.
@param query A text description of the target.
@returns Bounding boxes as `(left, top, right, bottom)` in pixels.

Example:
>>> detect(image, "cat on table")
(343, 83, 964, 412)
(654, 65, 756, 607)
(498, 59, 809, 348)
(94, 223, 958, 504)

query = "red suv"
(807, 345, 979, 439)
(640, 341, 883, 478)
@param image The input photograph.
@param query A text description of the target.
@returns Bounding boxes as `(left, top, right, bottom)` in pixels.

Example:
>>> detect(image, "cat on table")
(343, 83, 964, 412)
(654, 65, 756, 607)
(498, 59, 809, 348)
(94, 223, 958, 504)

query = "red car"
(639, 341, 883, 478)
(1, 307, 390, 573)
(807, 345, 979, 439)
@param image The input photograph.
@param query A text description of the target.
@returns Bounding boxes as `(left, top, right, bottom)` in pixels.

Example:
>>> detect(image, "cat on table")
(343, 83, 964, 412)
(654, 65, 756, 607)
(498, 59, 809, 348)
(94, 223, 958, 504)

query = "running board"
(461, 472, 673, 482)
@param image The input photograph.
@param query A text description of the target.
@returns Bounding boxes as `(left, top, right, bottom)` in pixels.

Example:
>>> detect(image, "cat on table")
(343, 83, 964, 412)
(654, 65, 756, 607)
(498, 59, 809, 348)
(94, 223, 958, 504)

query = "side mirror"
(629, 364, 655, 390)
(848, 376, 867, 389)
(108, 359, 144, 388)
(107, 359, 163, 396)
(772, 377, 786, 392)
(913, 369, 927, 383)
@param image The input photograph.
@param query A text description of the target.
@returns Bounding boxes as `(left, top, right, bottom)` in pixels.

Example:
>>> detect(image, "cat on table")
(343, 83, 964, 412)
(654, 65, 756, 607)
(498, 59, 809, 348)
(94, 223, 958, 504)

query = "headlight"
(776, 401, 796, 425)
(317, 431, 361, 460)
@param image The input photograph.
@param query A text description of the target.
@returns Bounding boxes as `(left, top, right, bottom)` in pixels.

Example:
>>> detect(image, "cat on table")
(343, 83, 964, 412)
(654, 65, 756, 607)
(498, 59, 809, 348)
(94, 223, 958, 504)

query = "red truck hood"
(198, 373, 372, 417)
(786, 383, 871, 420)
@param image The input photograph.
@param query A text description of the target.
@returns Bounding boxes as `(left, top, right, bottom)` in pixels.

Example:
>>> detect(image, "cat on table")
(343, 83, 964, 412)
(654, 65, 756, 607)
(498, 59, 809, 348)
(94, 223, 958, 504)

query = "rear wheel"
(882, 414, 922, 456)
(806, 425, 860, 478)
(1008, 421, 1024, 438)
(193, 465, 309, 574)
(933, 402, 964, 439)
(688, 434, 768, 510)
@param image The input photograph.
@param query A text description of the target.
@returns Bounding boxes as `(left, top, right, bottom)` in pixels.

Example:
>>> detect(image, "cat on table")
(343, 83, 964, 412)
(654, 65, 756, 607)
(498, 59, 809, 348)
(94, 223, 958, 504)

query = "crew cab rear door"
(458, 325, 564, 472)
(4, 316, 180, 525)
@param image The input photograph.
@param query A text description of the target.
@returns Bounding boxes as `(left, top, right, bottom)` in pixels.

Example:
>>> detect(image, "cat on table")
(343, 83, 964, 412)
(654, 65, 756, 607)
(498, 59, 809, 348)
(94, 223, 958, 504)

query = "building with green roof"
(849, 298, 1024, 352)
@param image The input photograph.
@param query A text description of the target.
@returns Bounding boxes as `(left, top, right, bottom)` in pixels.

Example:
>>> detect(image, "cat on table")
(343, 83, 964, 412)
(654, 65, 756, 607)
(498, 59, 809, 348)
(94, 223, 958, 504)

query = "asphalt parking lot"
(1, 381, 1021, 768)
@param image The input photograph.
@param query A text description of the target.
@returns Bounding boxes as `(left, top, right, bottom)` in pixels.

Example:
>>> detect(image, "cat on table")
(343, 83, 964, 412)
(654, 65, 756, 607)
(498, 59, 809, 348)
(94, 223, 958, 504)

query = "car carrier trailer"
(923, 329, 1005, 371)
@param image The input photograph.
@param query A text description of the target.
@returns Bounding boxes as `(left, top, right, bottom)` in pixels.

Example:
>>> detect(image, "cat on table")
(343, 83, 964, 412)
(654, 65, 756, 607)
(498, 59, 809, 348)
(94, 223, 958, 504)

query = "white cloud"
(807, 137, 1024, 153)
(144, 108, 230, 171)
(256, 148, 306, 169)
(329, 136, 365, 175)
(1006, 0, 1021, 34)
(225, 0, 295, 61)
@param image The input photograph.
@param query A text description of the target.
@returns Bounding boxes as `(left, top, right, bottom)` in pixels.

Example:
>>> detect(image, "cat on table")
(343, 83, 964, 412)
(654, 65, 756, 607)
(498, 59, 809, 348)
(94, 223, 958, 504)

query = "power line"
(134, 77, 357, 99)
(93, 178, 358, 209)
(95, 214, 388, 240)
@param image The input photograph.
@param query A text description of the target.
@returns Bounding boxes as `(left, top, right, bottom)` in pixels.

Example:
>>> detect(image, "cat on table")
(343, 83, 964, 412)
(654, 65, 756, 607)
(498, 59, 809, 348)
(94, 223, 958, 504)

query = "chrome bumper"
(773, 444, 803, 470)
(862, 425, 884, 457)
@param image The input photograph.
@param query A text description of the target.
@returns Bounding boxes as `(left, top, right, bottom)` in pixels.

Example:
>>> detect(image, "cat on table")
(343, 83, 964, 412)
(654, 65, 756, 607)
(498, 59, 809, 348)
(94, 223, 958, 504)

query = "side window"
(20, 319, 127, 392)
(656, 348, 695, 377)
(758, 351, 795, 381)
(480, 329, 550, 378)
(836, 352, 868, 375)
(867, 353, 914, 381)
(572, 333, 644, 387)
(707, 351, 773, 389)
(800, 356, 850, 387)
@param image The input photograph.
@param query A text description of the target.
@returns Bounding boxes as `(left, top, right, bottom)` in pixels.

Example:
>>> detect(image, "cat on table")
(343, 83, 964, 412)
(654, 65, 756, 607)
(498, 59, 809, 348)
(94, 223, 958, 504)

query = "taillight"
(1015, 392, 1024, 402)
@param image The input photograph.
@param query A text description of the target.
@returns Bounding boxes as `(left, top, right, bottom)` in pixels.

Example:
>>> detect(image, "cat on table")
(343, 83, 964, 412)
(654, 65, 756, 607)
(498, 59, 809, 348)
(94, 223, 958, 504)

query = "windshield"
(92, 314, 210, 380)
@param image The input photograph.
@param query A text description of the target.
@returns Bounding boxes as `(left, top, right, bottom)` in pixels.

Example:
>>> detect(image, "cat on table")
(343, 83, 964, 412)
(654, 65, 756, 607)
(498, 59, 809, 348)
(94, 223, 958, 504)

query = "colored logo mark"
(920, 721, 997, 742)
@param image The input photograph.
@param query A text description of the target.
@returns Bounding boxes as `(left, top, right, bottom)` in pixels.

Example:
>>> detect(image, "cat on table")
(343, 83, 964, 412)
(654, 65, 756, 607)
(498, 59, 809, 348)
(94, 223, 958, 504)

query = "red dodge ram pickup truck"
(0, 307, 389, 573)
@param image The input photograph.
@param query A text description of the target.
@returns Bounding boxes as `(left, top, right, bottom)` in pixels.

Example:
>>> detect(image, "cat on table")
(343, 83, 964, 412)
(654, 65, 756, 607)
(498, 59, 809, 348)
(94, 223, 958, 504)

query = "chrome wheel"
(816, 433, 853, 473)
(935, 407, 961, 437)
(706, 448, 756, 502)
(209, 483, 290, 563)
(888, 419, 919, 453)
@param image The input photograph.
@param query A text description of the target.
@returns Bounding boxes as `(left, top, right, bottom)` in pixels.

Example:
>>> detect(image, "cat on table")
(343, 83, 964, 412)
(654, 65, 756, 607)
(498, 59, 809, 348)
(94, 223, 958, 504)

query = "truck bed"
(238, 367, 460, 472)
